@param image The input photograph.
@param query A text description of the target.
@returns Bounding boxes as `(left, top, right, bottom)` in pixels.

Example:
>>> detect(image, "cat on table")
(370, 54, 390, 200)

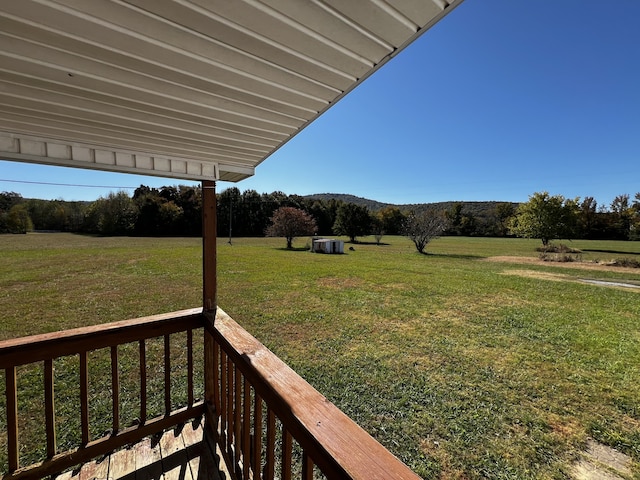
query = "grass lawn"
(1, 233, 639, 479)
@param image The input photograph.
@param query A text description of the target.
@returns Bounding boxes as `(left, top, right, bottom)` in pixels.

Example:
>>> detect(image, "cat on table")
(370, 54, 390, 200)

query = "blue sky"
(1, 0, 639, 207)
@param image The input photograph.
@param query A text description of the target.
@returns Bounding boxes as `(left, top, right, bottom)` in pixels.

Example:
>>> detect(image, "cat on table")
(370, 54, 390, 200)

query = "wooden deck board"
(109, 444, 136, 479)
(54, 418, 224, 480)
(159, 427, 192, 480)
(133, 436, 163, 480)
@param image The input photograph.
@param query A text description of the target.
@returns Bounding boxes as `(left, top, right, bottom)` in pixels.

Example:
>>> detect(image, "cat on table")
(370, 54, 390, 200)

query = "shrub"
(536, 243, 582, 254)
(539, 252, 581, 263)
(611, 257, 640, 268)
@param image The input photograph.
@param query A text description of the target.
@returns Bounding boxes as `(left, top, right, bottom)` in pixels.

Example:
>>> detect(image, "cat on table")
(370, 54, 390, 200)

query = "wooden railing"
(210, 308, 421, 480)
(0, 308, 421, 480)
(0, 308, 204, 479)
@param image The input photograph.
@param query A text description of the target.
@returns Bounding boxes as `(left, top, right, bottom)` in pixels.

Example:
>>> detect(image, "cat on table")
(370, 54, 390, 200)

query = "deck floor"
(55, 417, 227, 480)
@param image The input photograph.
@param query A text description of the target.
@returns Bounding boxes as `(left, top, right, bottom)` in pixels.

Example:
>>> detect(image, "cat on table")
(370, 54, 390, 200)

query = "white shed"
(312, 239, 344, 254)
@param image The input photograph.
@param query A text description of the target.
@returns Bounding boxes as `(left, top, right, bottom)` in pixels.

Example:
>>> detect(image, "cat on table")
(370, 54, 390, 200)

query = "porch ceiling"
(0, 0, 462, 183)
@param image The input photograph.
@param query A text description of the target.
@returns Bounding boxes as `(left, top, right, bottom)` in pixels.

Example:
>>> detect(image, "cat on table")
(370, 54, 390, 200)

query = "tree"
(85, 191, 136, 235)
(5, 204, 33, 234)
(0, 191, 23, 213)
(631, 193, 640, 240)
(333, 203, 371, 243)
(577, 196, 598, 239)
(176, 185, 202, 236)
(25, 199, 69, 231)
(217, 187, 240, 239)
(266, 206, 317, 249)
(377, 206, 406, 235)
(403, 210, 448, 254)
(610, 194, 634, 240)
(508, 192, 579, 246)
(371, 216, 384, 245)
(494, 202, 516, 237)
(445, 202, 477, 236)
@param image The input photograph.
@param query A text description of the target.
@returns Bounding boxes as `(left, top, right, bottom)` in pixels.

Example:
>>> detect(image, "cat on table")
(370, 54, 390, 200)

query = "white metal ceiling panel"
(0, 0, 463, 182)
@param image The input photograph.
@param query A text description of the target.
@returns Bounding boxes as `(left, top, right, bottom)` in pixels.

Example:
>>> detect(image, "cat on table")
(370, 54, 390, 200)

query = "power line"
(0, 178, 137, 189)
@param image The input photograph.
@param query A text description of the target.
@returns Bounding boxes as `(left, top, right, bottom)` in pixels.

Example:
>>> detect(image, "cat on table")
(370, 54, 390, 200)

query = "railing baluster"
(79, 351, 89, 445)
(242, 377, 251, 480)
(213, 336, 220, 414)
(227, 354, 234, 458)
(302, 451, 314, 480)
(164, 334, 171, 415)
(111, 346, 120, 433)
(6, 366, 19, 472)
(187, 328, 194, 407)
(220, 350, 228, 448)
(211, 307, 425, 480)
(234, 366, 242, 477)
(139, 339, 147, 424)
(45, 359, 56, 458)
(265, 407, 276, 480)
(281, 427, 292, 480)
(0, 309, 205, 479)
(253, 394, 263, 480)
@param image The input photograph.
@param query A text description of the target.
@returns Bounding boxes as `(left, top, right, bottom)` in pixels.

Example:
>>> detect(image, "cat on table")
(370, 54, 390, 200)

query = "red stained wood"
(252, 395, 263, 480)
(226, 357, 234, 459)
(45, 359, 56, 458)
(79, 351, 89, 445)
(164, 334, 171, 415)
(1, 310, 204, 479)
(204, 331, 216, 408)
(281, 427, 292, 480)
(265, 408, 275, 480)
(234, 366, 242, 478)
(211, 308, 422, 480)
(219, 351, 228, 448)
(187, 329, 194, 407)
(6, 366, 18, 472)
(302, 452, 314, 480)
(242, 378, 251, 480)
(212, 339, 220, 414)
(0, 309, 203, 369)
(139, 340, 147, 424)
(111, 346, 120, 433)
(6, 404, 203, 480)
(202, 180, 217, 315)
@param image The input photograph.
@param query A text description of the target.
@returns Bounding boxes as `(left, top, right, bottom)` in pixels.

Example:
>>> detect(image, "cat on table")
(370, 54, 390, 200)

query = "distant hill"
(304, 193, 519, 220)
(304, 193, 389, 211)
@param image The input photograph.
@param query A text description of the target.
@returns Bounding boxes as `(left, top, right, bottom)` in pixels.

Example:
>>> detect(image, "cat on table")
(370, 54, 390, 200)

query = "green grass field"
(1, 233, 639, 479)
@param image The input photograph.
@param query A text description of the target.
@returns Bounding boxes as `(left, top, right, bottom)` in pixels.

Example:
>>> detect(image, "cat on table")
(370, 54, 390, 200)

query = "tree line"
(1, 186, 639, 242)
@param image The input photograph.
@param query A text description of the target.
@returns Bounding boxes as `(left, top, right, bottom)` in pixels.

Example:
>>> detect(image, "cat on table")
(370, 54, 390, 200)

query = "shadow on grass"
(347, 241, 390, 246)
(418, 252, 485, 260)
(583, 248, 640, 255)
(275, 246, 314, 252)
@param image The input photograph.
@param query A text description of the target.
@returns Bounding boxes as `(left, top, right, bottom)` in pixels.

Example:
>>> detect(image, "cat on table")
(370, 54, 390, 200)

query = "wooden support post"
(202, 180, 217, 318)
(202, 180, 217, 408)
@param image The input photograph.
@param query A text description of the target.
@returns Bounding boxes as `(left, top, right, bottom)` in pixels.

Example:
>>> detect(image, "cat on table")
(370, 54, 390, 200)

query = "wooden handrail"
(1, 306, 423, 480)
(0, 308, 203, 368)
(1, 308, 205, 479)
(209, 308, 421, 480)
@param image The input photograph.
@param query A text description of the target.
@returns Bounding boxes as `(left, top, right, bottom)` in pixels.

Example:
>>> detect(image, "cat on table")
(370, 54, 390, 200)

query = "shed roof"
(0, 0, 462, 183)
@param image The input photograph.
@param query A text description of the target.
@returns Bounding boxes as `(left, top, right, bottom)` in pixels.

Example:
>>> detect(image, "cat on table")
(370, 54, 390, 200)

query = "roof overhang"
(0, 0, 463, 183)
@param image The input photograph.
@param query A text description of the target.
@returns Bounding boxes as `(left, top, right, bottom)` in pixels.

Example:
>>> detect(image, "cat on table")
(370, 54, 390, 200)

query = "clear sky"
(1, 0, 639, 207)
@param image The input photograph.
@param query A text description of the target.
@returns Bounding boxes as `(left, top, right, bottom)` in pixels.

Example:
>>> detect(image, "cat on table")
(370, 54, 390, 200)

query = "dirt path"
(571, 439, 633, 480)
(484, 256, 640, 275)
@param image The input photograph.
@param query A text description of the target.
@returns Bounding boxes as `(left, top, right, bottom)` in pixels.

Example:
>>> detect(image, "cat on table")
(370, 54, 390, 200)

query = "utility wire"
(0, 178, 138, 189)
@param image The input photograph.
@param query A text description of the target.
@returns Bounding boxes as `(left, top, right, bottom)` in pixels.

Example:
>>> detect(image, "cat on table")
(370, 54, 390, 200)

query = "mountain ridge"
(303, 193, 519, 218)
